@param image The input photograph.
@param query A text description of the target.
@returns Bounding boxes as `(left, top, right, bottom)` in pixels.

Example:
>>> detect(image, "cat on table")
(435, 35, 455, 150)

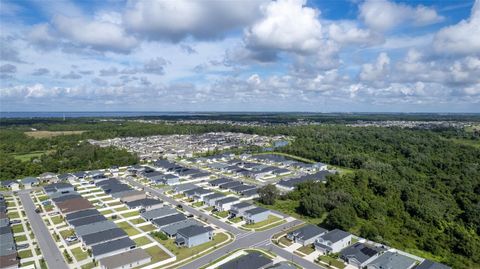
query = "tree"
(299, 195, 326, 218)
(326, 205, 357, 230)
(258, 184, 279, 205)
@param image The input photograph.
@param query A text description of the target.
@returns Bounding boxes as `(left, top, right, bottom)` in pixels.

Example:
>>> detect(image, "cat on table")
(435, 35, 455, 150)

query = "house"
(119, 190, 147, 203)
(20, 177, 39, 189)
(192, 188, 215, 201)
(209, 178, 233, 187)
(340, 242, 385, 268)
(141, 206, 178, 221)
(230, 184, 256, 194)
(215, 197, 239, 211)
(69, 214, 107, 228)
(244, 207, 270, 224)
(56, 197, 94, 214)
(91, 237, 136, 259)
(286, 224, 327, 246)
(241, 188, 259, 198)
(314, 229, 352, 254)
(277, 171, 332, 192)
(367, 252, 417, 269)
(151, 213, 187, 228)
(172, 183, 198, 194)
(44, 183, 75, 195)
(229, 202, 256, 218)
(52, 193, 81, 203)
(81, 228, 128, 247)
(65, 209, 99, 222)
(219, 252, 272, 269)
(268, 262, 297, 269)
(75, 220, 117, 237)
(416, 260, 452, 269)
(175, 225, 213, 248)
(219, 181, 242, 190)
(58, 173, 72, 181)
(203, 193, 226, 207)
(153, 174, 180, 185)
(125, 198, 163, 211)
(99, 248, 151, 269)
(39, 172, 58, 183)
(0, 180, 19, 190)
(161, 219, 202, 237)
(0, 253, 18, 269)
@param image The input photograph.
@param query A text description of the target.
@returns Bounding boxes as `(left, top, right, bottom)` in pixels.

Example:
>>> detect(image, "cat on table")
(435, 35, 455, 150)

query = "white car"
(66, 236, 78, 242)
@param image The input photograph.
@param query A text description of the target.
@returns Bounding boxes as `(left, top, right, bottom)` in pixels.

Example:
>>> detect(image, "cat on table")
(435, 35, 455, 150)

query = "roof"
(161, 219, 202, 236)
(0, 180, 17, 187)
(230, 184, 256, 192)
(119, 190, 145, 199)
(91, 237, 135, 257)
(216, 197, 239, 205)
(241, 188, 258, 197)
(288, 224, 327, 241)
(56, 197, 94, 213)
(75, 220, 117, 236)
(52, 193, 81, 203)
(0, 253, 18, 268)
(21, 177, 38, 184)
(82, 228, 127, 246)
(219, 181, 243, 189)
(319, 229, 351, 243)
(126, 198, 162, 208)
(141, 206, 178, 220)
(152, 213, 186, 227)
(340, 242, 384, 264)
(69, 214, 106, 227)
(99, 248, 150, 269)
(219, 252, 272, 269)
(194, 188, 214, 195)
(203, 193, 225, 201)
(245, 207, 270, 216)
(277, 171, 332, 188)
(173, 183, 198, 192)
(231, 202, 255, 210)
(416, 260, 452, 269)
(268, 262, 297, 269)
(209, 178, 232, 186)
(177, 225, 213, 238)
(367, 252, 417, 269)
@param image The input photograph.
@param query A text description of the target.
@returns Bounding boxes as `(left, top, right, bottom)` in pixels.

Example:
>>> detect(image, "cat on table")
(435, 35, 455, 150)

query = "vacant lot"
(24, 130, 86, 138)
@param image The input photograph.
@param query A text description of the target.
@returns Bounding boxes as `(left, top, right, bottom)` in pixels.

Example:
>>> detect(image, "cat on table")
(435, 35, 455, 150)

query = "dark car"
(17, 243, 29, 250)
(35, 208, 41, 213)
(176, 204, 183, 209)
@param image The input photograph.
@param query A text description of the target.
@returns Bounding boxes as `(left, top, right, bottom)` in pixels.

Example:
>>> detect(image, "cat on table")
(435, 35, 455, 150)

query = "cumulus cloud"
(0, 64, 17, 73)
(360, 52, 390, 82)
(61, 71, 82, 79)
(143, 57, 169, 75)
(123, 0, 265, 42)
(0, 45, 24, 63)
(327, 21, 383, 46)
(32, 68, 50, 76)
(434, 0, 480, 55)
(359, 0, 443, 32)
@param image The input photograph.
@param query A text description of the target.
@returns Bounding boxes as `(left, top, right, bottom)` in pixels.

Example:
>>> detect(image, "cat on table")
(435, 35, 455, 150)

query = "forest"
(0, 118, 479, 268)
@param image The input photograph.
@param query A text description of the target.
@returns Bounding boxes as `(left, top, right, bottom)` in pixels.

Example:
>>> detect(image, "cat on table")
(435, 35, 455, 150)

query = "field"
(24, 130, 86, 138)
(11, 151, 52, 161)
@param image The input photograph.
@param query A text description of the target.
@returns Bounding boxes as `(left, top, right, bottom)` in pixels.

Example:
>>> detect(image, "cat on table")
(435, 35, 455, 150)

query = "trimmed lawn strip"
(212, 211, 229, 218)
(297, 244, 315, 255)
(51, 215, 63, 225)
(121, 211, 140, 218)
(242, 215, 282, 229)
(278, 236, 293, 246)
(11, 224, 24, 233)
(117, 221, 140, 236)
(139, 224, 157, 232)
(14, 235, 27, 242)
(60, 229, 75, 239)
(317, 255, 346, 269)
(18, 249, 33, 259)
(133, 236, 151, 246)
(144, 246, 170, 264)
(71, 247, 89, 261)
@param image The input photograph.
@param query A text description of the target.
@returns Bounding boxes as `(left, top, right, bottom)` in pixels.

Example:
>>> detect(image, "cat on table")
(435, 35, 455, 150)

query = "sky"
(0, 0, 479, 112)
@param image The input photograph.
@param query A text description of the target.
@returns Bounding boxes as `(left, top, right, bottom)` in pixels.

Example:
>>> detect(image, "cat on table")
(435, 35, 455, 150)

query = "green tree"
(258, 184, 279, 205)
(326, 205, 357, 230)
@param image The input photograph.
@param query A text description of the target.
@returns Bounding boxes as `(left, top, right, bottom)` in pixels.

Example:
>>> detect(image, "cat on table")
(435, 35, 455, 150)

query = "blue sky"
(0, 0, 479, 112)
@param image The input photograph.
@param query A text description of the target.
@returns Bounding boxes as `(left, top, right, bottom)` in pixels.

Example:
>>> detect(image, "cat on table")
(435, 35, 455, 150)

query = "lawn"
(107, 201, 123, 207)
(133, 236, 152, 246)
(212, 211, 229, 218)
(229, 217, 243, 223)
(7, 211, 20, 219)
(81, 262, 97, 269)
(173, 194, 185, 199)
(144, 246, 171, 264)
(11, 224, 24, 233)
(130, 218, 146, 225)
(14, 235, 27, 242)
(100, 209, 113, 215)
(242, 215, 283, 230)
(317, 255, 346, 269)
(204, 206, 214, 212)
(121, 211, 140, 218)
(278, 236, 293, 246)
(11, 151, 49, 161)
(44, 205, 54, 212)
(71, 247, 89, 261)
(38, 196, 49, 202)
(18, 249, 33, 259)
(117, 221, 140, 236)
(256, 199, 327, 225)
(24, 130, 86, 138)
(114, 206, 129, 212)
(192, 201, 204, 208)
(155, 233, 229, 261)
(297, 244, 315, 255)
(139, 224, 157, 232)
(60, 229, 75, 239)
(51, 215, 63, 225)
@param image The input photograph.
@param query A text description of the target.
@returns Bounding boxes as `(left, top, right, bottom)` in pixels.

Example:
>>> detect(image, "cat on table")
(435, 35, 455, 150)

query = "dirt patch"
(24, 131, 86, 138)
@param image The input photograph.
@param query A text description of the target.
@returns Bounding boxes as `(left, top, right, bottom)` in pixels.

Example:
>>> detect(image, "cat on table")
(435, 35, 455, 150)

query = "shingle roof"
(288, 224, 327, 241)
(219, 252, 272, 269)
(177, 225, 213, 238)
(141, 206, 178, 220)
(151, 213, 186, 227)
(319, 229, 351, 243)
(216, 197, 239, 205)
(75, 220, 117, 237)
(367, 252, 417, 269)
(98, 248, 150, 269)
(340, 242, 384, 264)
(91, 237, 135, 257)
(66, 209, 100, 221)
(82, 228, 127, 246)
(416, 260, 451, 269)
(126, 198, 162, 208)
(69, 214, 106, 227)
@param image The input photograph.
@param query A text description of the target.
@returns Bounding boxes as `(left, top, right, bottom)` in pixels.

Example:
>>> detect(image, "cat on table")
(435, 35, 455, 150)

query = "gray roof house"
(175, 225, 213, 248)
(152, 213, 187, 228)
(126, 198, 163, 211)
(244, 207, 270, 224)
(286, 224, 327, 246)
(65, 209, 99, 222)
(416, 260, 451, 269)
(82, 228, 128, 247)
(20, 177, 39, 188)
(172, 183, 198, 194)
(99, 248, 151, 269)
(209, 178, 233, 187)
(161, 219, 202, 237)
(91, 237, 136, 260)
(141, 206, 178, 221)
(367, 252, 417, 269)
(215, 197, 240, 211)
(219, 252, 272, 269)
(314, 229, 352, 254)
(75, 220, 117, 237)
(340, 242, 385, 268)
(69, 214, 107, 228)
(192, 188, 215, 201)
(229, 202, 256, 218)
(203, 193, 226, 207)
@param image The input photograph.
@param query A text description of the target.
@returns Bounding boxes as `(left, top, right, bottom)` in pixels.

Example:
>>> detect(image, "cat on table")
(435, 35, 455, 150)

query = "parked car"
(35, 208, 41, 213)
(186, 214, 194, 218)
(176, 204, 183, 209)
(9, 220, 21, 225)
(66, 236, 78, 242)
(17, 243, 29, 250)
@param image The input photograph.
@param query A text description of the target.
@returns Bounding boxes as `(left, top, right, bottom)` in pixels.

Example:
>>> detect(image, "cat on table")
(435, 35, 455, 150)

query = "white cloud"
(433, 0, 480, 55)
(327, 21, 383, 46)
(360, 52, 390, 81)
(123, 0, 265, 41)
(359, 0, 443, 31)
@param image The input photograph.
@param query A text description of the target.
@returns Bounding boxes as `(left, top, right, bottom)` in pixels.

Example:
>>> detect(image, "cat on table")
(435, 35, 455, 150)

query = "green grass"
(139, 224, 157, 232)
(317, 255, 346, 269)
(278, 236, 293, 246)
(21, 261, 35, 267)
(173, 194, 185, 199)
(204, 206, 214, 212)
(133, 236, 152, 246)
(44, 205, 54, 212)
(192, 201, 204, 208)
(37, 195, 49, 202)
(12, 224, 24, 233)
(256, 199, 326, 225)
(11, 151, 48, 161)
(14, 235, 27, 242)
(121, 211, 140, 218)
(230, 217, 243, 223)
(297, 244, 315, 255)
(51, 215, 63, 225)
(117, 221, 140, 236)
(107, 201, 123, 207)
(100, 209, 113, 215)
(81, 262, 97, 269)
(144, 246, 170, 264)
(7, 211, 20, 219)
(243, 215, 283, 229)
(114, 206, 129, 212)
(71, 247, 89, 261)
(18, 249, 33, 259)
(130, 218, 146, 225)
(60, 229, 75, 239)
(213, 211, 229, 218)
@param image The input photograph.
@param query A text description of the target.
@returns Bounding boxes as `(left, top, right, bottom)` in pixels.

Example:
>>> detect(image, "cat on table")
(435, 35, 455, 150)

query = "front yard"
(242, 215, 284, 230)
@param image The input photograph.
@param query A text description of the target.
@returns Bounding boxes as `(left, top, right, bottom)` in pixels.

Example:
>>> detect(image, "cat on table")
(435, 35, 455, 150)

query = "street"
(18, 191, 69, 269)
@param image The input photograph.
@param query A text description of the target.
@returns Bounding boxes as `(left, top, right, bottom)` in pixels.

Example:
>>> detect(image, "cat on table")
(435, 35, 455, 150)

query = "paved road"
(124, 177, 324, 269)
(18, 191, 69, 269)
